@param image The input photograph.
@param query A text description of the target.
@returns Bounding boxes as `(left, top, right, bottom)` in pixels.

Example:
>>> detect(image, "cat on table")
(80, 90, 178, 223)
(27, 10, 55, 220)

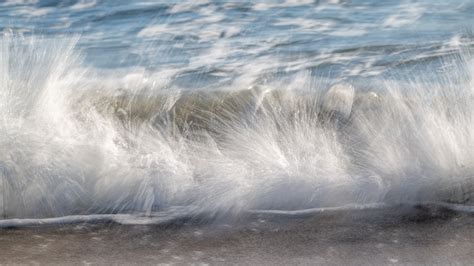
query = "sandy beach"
(1, 206, 473, 265)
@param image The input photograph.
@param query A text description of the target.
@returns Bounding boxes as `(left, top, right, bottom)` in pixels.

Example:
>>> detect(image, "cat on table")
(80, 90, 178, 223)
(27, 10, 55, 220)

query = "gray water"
(1, 0, 474, 223)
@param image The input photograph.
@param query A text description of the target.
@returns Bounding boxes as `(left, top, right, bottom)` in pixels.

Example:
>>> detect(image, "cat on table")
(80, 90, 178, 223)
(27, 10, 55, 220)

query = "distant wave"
(0, 35, 474, 220)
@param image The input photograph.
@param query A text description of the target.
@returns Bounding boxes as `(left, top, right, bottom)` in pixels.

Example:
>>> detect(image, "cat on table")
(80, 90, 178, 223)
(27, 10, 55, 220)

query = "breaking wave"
(1, 35, 474, 221)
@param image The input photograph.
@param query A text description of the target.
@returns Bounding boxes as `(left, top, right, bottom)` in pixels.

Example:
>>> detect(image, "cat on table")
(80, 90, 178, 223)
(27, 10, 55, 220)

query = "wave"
(0, 35, 474, 220)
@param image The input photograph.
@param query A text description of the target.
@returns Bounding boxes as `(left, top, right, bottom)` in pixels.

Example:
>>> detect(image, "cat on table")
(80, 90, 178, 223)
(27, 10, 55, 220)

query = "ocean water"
(1, 0, 474, 224)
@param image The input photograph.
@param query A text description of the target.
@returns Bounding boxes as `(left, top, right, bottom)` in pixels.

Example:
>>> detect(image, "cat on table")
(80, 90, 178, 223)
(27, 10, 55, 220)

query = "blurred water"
(2, 0, 473, 81)
(1, 0, 474, 222)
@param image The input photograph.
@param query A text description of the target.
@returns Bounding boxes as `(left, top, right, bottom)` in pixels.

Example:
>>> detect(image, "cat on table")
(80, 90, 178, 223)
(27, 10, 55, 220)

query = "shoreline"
(1, 205, 473, 264)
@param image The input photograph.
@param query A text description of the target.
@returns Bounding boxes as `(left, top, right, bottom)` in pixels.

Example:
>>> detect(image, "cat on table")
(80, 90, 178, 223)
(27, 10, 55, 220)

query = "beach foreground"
(1, 205, 473, 265)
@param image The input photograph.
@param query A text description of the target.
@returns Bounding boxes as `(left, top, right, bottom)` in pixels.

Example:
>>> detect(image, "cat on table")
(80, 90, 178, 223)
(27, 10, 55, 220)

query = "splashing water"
(0, 33, 473, 221)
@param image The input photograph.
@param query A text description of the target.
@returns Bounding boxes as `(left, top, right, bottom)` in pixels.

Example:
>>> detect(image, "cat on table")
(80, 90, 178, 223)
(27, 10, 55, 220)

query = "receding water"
(0, 0, 474, 225)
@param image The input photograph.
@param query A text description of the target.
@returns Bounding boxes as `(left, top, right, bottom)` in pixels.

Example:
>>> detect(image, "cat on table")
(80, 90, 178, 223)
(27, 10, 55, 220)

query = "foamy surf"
(0, 34, 474, 222)
(1, 201, 474, 228)
(0, 206, 198, 228)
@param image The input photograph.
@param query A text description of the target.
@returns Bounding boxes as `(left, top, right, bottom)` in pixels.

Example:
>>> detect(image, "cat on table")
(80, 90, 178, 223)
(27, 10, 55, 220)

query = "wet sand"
(1, 205, 473, 265)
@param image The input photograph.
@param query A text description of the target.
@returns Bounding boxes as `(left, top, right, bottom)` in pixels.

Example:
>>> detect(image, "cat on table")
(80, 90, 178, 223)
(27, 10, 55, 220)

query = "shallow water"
(1, 1, 474, 224)
(1, 205, 474, 265)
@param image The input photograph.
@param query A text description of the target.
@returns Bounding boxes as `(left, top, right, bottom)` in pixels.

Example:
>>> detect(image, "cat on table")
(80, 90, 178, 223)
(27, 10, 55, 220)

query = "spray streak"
(0, 35, 473, 220)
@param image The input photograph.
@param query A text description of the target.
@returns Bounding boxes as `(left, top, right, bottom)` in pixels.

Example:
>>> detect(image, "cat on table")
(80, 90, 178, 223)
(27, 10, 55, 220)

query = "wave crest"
(0, 35, 473, 219)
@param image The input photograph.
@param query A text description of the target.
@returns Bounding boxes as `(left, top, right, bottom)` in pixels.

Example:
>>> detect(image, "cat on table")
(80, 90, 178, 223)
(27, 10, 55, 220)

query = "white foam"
(137, 24, 170, 38)
(168, 0, 210, 14)
(16, 7, 53, 17)
(0, 206, 197, 227)
(275, 18, 334, 32)
(383, 3, 425, 28)
(329, 28, 368, 37)
(2, 201, 473, 228)
(3, 0, 38, 5)
(248, 203, 388, 216)
(70, 0, 97, 11)
(1, 34, 474, 220)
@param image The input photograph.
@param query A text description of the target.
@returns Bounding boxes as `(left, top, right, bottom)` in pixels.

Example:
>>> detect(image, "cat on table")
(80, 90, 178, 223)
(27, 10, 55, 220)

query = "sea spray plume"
(0, 34, 91, 218)
(348, 52, 474, 204)
(0, 34, 195, 218)
(91, 76, 357, 215)
(185, 74, 361, 213)
(91, 120, 195, 215)
(1, 33, 474, 220)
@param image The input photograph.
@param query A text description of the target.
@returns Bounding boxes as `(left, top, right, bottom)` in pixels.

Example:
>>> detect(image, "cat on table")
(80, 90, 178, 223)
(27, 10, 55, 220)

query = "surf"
(0, 34, 473, 222)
